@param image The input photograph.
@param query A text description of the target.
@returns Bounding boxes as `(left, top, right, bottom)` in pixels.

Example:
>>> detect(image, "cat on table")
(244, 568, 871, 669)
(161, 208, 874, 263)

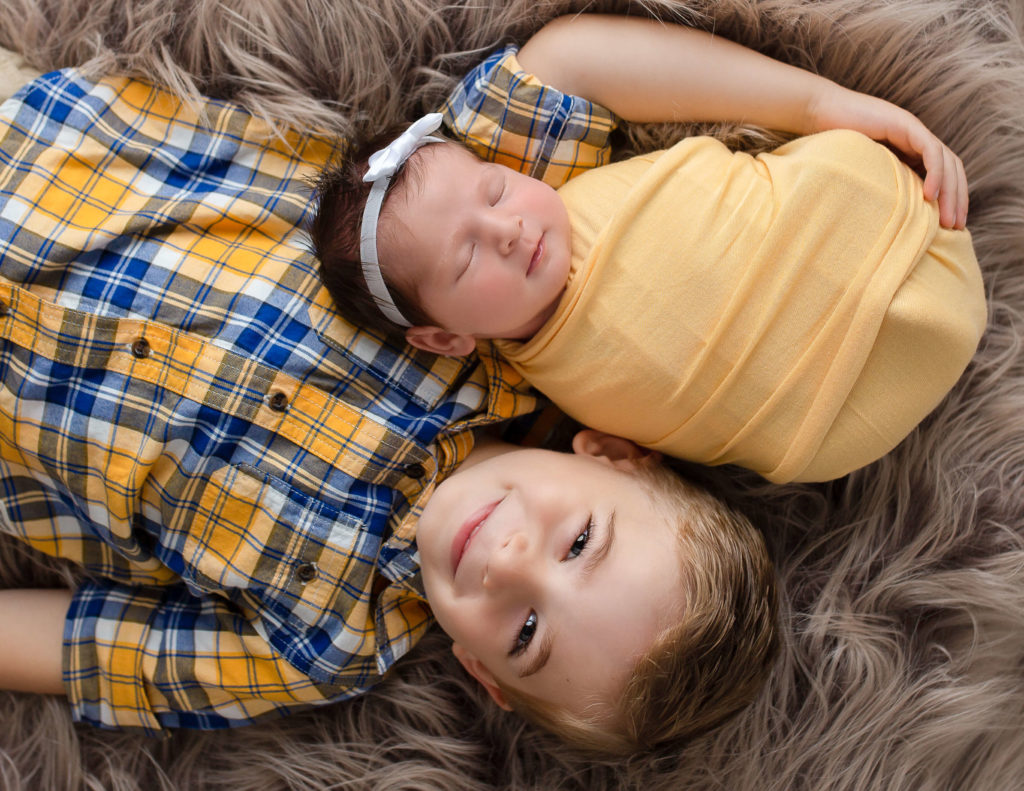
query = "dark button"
(405, 462, 426, 479)
(0, 299, 8, 317)
(131, 338, 151, 359)
(268, 391, 289, 412)
(296, 562, 318, 584)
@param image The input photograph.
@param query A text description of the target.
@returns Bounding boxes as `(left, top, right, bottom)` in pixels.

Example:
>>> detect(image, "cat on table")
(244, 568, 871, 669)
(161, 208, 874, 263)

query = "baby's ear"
(451, 643, 513, 711)
(405, 325, 476, 357)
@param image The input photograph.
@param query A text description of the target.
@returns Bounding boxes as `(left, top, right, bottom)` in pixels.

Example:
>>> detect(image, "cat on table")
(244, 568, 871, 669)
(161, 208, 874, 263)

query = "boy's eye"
(566, 518, 593, 560)
(510, 612, 537, 657)
(507, 518, 593, 659)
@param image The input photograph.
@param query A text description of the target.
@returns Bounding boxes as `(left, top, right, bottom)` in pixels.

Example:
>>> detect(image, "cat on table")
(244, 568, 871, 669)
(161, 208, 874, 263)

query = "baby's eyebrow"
(474, 165, 493, 200)
(481, 164, 506, 196)
(517, 511, 617, 680)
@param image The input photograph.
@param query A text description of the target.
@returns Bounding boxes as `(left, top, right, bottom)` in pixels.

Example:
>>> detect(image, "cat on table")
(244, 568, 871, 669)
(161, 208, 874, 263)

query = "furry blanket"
(1, 1, 1023, 789)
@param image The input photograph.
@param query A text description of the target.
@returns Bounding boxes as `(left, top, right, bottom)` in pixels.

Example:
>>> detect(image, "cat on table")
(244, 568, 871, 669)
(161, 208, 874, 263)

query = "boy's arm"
(517, 15, 967, 229)
(0, 588, 69, 695)
(519, 15, 855, 131)
(56, 580, 386, 733)
(3, 581, 396, 733)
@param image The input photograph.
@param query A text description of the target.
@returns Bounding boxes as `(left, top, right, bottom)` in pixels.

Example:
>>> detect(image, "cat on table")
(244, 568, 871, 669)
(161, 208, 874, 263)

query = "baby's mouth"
(527, 236, 544, 276)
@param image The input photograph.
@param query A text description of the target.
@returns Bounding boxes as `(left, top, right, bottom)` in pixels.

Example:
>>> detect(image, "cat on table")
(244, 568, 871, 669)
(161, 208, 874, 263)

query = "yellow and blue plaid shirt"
(0, 48, 615, 733)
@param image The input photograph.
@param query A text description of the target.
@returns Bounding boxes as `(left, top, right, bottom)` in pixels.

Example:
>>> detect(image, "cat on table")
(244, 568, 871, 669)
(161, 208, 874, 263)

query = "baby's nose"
(493, 214, 523, 255)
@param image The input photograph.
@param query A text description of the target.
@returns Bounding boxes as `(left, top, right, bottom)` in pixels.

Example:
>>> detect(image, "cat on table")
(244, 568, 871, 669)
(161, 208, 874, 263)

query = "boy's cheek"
(416, 531, 449, 606)
(423, 594, 468, 647)
(426, 590, 494, 652)
(415, 498, 449, 566)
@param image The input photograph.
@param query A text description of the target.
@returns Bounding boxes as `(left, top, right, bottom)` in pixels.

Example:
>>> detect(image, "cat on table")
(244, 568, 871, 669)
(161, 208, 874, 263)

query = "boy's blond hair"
(499, 462, 778, 755)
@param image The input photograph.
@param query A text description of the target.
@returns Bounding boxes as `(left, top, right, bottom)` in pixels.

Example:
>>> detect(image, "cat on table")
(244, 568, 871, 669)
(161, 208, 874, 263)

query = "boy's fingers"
(918, 134, 943, 201)
(955, 155, 969, 228)
(937, 146, 957, 228)
(942, 146, 968, 229)
(926, 143, 968, 229)
(894, 116, 968, 229)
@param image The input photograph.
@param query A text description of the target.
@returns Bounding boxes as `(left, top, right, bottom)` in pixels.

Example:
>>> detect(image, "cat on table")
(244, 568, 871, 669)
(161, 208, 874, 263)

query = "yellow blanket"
(497, 130, 985, 482)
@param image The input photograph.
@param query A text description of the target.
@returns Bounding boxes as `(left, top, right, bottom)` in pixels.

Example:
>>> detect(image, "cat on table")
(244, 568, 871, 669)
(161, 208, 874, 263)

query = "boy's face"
(379, 143, 572, 351)
(417, 431, 685, 721)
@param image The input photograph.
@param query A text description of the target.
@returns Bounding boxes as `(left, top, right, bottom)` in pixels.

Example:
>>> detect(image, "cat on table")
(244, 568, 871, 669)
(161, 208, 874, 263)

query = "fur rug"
(1, 1, 1023, 789)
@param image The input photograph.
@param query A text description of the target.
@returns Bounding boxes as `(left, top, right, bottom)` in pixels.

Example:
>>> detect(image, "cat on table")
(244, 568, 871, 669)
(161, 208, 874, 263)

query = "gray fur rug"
(1, 1, 1023, 789)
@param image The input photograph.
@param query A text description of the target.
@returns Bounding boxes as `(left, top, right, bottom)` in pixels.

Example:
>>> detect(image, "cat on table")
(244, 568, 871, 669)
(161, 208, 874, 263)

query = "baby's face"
(417, 435, 685, 720)
(379, 143, 572, 340)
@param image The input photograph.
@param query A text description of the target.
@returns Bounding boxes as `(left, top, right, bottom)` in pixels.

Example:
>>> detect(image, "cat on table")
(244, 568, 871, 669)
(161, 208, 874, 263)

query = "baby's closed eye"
(456, 245, 475, 280)
(488, 171, 506, 205)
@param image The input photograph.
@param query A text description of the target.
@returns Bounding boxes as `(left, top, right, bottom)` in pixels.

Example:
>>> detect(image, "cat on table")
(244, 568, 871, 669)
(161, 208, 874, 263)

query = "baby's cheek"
(474, 274, 517, 306)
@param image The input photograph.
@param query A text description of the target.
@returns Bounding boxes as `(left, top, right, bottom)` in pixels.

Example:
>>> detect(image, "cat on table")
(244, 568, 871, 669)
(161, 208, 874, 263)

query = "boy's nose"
(482, 530, 536, 592)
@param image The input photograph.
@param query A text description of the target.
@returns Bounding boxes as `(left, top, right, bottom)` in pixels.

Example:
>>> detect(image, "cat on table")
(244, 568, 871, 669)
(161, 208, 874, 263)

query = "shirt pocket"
(182, 462, 377, 634)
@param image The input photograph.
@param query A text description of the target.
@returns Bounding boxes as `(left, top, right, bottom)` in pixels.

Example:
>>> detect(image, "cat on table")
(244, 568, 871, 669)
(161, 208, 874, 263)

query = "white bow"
(363, 113, 444, 183)
(359, 113, 445, 328)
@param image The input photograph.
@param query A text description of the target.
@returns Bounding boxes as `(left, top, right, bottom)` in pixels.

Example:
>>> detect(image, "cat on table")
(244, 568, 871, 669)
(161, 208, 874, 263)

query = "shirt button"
(131, 338, 151, 359)
(405, 462, 426, 479)
(268, 391, 289, 412)
(296, 562, 318, 584)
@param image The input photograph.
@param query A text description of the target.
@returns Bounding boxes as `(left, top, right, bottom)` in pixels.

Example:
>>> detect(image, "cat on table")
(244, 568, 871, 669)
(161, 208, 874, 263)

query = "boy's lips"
(450, 500, 500, 578)
(526, 235, 544, 276)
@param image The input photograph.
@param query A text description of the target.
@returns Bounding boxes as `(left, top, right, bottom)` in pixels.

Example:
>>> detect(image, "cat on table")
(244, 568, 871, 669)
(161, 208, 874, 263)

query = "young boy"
(0, 16, 776, 755)
(314, 15, 984, 484)
(408, 428, 776, 752)
(2, 427, 776, 754)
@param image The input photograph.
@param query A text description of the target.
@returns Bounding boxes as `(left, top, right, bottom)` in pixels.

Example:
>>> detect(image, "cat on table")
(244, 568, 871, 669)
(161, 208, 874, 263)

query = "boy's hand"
(0, 588, 69, 695)
(808, 85, 968, 229)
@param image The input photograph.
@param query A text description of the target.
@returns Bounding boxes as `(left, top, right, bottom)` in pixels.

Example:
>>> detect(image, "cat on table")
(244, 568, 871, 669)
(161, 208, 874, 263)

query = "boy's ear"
(451, 643, 513, 711)
(571, 429, 661, 468)
(405, 325, 476, 357)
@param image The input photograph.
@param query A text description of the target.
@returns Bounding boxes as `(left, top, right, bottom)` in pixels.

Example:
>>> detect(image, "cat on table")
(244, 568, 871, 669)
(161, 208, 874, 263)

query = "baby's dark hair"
(310, 126, 444, 337)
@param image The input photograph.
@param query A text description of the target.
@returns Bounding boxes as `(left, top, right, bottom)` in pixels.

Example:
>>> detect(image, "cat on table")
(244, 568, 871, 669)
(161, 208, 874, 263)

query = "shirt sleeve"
(441, 45, 618, 188)
(63, 579, 375, 734)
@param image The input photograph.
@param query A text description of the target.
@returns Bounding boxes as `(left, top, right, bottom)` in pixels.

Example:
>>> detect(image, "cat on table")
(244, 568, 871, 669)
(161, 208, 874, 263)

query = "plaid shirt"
(0, 48, 615, 733)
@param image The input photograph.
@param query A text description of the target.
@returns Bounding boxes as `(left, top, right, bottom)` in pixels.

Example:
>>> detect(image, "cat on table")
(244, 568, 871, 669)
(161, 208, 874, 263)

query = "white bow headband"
(360, 113, 444, 328)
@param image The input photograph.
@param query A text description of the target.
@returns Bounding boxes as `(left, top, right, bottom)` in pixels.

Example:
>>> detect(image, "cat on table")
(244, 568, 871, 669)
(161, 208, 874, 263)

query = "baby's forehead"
(394, 142, 489, 214)
(389, 142, 466, 200)
(415, 141, 485, 177)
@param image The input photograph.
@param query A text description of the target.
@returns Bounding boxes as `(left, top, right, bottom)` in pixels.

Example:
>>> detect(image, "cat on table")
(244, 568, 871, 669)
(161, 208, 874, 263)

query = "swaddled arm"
(516, 14, 967, 229)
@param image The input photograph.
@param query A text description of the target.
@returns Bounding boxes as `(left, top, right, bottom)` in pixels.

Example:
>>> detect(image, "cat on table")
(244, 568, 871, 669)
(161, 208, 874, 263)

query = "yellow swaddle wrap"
(496, 130, 985, 482)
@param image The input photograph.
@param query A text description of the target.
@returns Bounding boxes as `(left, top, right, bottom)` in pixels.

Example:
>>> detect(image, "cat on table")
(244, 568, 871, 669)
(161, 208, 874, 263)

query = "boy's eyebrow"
(518, 511, 617, 679)
(584, 509, 615, 577)
(518, 630, 553, 679)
